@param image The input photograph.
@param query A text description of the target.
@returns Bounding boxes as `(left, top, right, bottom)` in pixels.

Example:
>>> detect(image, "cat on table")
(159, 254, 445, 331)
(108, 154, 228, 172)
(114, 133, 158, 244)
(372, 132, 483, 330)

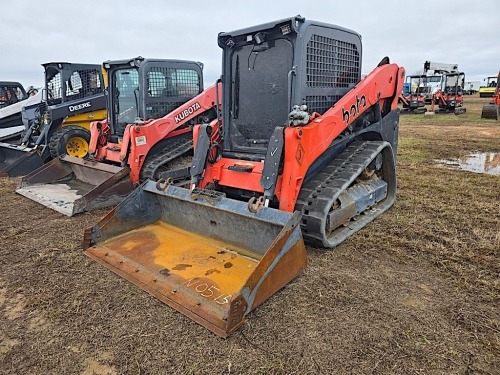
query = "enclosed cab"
(400, 75, 427, 113)
(24, 62, 107, 156)
(103, 57, 203, 139)
(481, 71, 500, 119)
(0, 81, 33, 132)
(0, 82, 27, 110)
(438, 72, 465, 112)
(217, 16, 361, 160)
(15, 58, 207, 216)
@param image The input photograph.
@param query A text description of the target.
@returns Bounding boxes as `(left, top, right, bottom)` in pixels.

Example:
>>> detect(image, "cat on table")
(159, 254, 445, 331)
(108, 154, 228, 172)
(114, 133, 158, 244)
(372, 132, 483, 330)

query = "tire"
(48, 125, 91, 158)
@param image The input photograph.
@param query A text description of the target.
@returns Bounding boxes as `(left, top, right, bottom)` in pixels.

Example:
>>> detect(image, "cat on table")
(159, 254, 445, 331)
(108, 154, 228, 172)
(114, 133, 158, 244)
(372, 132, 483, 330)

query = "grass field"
(0, 95, 498, 374)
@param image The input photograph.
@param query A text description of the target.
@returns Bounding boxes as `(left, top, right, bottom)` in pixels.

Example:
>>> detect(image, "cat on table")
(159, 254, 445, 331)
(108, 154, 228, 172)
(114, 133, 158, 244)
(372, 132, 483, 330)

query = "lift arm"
(277, 62, 405, 210)
(89, 82, 221, 184)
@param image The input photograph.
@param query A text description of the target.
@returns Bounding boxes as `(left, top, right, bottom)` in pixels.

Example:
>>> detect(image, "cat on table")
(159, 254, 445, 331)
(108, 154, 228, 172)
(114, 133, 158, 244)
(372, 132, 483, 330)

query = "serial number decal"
(135, 135, 147, 146)
(341, 94, 367, 125)
(184, 278, 231, 304)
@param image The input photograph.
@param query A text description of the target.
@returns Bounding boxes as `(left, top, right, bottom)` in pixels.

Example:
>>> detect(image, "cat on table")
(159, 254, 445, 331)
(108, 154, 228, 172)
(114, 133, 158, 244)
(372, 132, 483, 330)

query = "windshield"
(406, 76, 426, 94)
(487, 77, 497, 87)
(113, 68, 139, 134)
(228, 38, 293, 154)
(444, 74, 464, 94)
(426, 76, 442, 83)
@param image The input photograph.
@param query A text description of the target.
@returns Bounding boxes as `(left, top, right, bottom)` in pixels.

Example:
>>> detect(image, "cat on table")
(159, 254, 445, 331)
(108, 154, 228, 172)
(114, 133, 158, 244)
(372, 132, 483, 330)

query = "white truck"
(421, 61, 461, 103)
(464, 81, 481, 95)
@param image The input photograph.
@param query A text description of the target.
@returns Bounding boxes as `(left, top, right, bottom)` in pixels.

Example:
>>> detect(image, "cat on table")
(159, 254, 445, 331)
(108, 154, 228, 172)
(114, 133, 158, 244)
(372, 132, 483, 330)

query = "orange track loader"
(16, 58, 220, 216)
(481, 71, 500, 120)
(83, 16, 405, 337)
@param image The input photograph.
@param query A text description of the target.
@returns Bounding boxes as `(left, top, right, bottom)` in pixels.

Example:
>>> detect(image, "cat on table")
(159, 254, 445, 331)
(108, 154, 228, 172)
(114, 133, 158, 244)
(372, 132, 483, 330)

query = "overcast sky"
(2, 0, 499, 88)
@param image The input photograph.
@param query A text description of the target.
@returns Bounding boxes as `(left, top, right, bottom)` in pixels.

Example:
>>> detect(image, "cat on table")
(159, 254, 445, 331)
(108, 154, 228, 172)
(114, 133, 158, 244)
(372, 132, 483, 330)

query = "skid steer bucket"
(16, 155, 134, 216)
(83, 182, 307, 337)
(0, 142, 44, 177)
(0, 126, 24, 141)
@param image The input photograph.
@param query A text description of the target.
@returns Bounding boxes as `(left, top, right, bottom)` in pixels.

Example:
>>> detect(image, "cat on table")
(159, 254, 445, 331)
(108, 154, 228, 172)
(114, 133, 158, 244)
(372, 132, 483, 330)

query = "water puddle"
(436, 152, 500, 175)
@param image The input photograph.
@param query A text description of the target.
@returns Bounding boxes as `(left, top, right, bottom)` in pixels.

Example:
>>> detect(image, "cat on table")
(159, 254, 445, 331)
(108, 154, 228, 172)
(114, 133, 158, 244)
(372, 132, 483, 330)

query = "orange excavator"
(16, 57, 220, 216)
(83, 16, 405, 337)
(399, 75, 426, 114)
(481, 71, 500, 120)
(429, 72, 466, 115)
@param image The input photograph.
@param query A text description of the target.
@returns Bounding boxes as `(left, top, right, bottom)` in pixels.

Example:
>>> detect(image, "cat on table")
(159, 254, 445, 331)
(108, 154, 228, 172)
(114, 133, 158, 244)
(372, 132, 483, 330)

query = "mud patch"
(172, 263, 192, 271)
(205, 268, 221, 276)
(159, 268, 170, 277)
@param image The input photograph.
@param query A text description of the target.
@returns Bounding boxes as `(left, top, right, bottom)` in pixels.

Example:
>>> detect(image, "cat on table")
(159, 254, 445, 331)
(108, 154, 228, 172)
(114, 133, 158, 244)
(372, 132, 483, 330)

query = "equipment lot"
(0, 95, 498, 374)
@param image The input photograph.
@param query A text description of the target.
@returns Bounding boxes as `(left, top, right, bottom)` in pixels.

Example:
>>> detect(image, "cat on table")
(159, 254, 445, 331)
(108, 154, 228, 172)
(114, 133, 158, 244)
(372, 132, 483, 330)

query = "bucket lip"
(0, 141, 36, 151)
(59, 154, 126, 174)
(141, 181, 297, 226)
(84, 244, 238, 337)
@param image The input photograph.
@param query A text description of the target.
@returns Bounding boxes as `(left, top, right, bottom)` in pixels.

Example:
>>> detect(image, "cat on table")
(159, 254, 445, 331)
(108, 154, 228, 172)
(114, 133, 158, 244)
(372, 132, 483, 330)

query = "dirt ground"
(0, 95, 499, 374)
